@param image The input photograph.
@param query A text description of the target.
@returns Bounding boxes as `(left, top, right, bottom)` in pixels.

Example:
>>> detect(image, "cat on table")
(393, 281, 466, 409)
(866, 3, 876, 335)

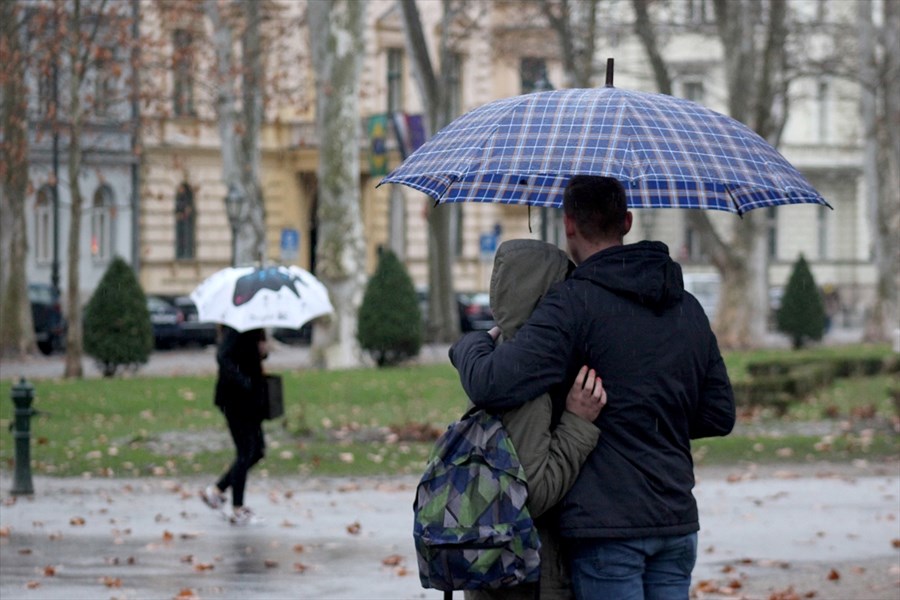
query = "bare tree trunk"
(240, 0, 266, 263)
(858, 0, 900, 342)
(399, 0, 459, 343)
(63, 0, 92, 378)
(204, 0, 249, 265)
(308, 0, 368, 369)
(0, 0, 37, 357)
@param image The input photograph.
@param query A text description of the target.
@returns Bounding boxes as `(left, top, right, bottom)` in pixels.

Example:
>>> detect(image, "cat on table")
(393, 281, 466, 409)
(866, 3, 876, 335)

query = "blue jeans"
(568, 533, 698, 600)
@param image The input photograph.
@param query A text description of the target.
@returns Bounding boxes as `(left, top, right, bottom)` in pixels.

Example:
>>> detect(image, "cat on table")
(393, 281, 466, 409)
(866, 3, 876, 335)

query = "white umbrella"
(190, 265, 333, 333)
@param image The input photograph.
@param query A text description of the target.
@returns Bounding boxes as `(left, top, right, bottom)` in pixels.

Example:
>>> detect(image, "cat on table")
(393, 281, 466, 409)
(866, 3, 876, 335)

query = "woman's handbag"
(263, 374, 285, 420)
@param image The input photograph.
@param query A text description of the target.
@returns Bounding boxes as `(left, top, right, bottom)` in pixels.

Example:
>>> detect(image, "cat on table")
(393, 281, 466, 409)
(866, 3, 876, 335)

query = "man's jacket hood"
(575, 240, 684, 313)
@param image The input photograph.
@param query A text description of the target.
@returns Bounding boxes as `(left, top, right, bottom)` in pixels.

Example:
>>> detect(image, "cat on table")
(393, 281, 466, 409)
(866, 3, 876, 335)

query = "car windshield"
(28, 285, 55, 304)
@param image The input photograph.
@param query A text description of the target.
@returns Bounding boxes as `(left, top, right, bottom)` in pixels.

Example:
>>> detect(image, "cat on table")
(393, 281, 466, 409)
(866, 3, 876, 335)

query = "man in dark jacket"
(449, 175, 735, 599)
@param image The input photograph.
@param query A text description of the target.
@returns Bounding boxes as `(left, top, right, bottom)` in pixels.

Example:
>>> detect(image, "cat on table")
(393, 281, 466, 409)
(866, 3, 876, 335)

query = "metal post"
(11, 378, 35, 496)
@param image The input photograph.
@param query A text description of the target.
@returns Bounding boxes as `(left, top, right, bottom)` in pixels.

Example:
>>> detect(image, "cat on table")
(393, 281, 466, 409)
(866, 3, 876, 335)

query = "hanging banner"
(368, 114, 389, 176)
(405, 114, 427, 152)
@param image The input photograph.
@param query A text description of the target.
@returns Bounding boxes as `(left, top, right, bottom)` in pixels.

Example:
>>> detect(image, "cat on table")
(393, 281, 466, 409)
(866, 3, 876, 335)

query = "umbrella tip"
(605, 58, 614, 88)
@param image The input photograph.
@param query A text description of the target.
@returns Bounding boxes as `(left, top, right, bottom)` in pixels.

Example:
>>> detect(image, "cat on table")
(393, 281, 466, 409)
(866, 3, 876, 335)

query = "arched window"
(35, 186, 54, 264)
(175, 182, 195, 259)
(91, 185, 115, 261)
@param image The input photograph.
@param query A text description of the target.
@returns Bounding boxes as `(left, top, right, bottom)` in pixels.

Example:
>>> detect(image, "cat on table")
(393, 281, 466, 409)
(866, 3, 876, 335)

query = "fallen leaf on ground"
(827, 568, 840, 580)
(101, 576, 123, 588)
(693, 580, 718, 593)
(43, 565, 56, 576)
(174, 588, 198, 599)
(18, 548, 32, 555)
(292, 544, 305, 554)
(162, 530, 174, 541)
(264, 559, 279, 568)
(892, 538, 900, 548)
(395, 566, 409, 576)
(346, 521, 361, 535)
(293, 562, 309, 573)
(69, 517, 86, 526)
(0, 526, 10, 537)
(193, 563, 214, 572)
(382, 554, 403, 566)
(25, 581, 40, 589)
(280, 520, 296, 528)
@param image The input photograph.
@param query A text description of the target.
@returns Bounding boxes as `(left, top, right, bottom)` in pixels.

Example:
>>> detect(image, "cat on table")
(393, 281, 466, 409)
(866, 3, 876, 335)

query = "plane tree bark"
(0, 0, 36, 357)
(307, 0, 368, 368)
(857, 0, 900, 343)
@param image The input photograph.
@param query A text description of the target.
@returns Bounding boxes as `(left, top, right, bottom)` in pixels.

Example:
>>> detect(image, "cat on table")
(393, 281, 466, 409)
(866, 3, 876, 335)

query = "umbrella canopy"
(190, 265, 333, 333)
(379, 87, 829, 215)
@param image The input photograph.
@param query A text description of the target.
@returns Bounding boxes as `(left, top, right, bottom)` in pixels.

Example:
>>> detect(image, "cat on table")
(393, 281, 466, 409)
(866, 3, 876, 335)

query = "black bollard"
(11, 378, 35, 496)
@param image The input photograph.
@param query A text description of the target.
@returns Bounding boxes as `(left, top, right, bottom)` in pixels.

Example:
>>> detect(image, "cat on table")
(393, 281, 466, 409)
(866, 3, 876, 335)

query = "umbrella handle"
(605, 58, 614, 88)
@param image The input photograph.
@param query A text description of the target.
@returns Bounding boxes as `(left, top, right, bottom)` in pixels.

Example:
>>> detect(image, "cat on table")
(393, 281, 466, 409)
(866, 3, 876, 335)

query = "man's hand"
(487, 326, 501, 342)
(566, 365, 606, 422)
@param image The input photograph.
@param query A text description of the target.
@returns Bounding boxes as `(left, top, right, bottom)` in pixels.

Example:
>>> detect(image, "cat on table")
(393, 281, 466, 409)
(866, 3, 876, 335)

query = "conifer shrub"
(776, 254, 827, 349)
(357, 248, 422, 367)
(83, 256, 153, 376)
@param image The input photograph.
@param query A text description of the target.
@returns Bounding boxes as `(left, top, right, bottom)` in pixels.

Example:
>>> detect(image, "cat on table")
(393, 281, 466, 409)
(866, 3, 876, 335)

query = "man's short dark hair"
(562, 176, 628, 242)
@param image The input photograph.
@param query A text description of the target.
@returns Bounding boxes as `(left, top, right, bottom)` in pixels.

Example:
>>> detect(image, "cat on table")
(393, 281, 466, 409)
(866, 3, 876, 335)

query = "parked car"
(162, 295, 218, 347)
(28, 283, 67, 355)
(146, 295, 183, 349)
(457, 292, 494, 332)
(417, 289, 495, 333)
(272, 323, 313, 346)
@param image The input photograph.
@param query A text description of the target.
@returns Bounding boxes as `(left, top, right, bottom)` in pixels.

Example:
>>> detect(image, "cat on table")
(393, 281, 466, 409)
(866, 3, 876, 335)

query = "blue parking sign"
(280, 228, 299, 261)
(480, 233, 498, 262)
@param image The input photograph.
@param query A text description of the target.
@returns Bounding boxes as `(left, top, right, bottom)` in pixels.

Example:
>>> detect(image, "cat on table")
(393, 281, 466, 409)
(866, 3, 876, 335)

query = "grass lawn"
(1, 346, 896, 478)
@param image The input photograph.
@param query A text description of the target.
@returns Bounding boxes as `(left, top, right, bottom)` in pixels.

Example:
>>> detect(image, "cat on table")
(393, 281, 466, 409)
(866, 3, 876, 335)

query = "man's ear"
(623, 211, 633, 236)
(564, 213, 576, 238)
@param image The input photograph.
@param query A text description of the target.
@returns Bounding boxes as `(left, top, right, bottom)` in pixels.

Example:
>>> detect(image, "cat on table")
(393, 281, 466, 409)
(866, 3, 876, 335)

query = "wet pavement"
(1, 463, 898, 600)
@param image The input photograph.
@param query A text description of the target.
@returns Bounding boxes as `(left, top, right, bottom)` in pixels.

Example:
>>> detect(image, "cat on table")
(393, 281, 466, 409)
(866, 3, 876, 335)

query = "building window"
(387, 47, 404, 114)
(173, 29, 195, 117)
(91, 185, 115, 261)
(35, 186, 54, 264)
(175, 182, 195, 260)
(683, 223, 705, 262)
(816, 78, 830, 143)
(94, 50, 115, 117)
(521, 57, 550, 94)
(817, 205, 828, 260)
(682, 78, 704, 103)
(687, 0, 713, 24)
(766, 207, 778, 259)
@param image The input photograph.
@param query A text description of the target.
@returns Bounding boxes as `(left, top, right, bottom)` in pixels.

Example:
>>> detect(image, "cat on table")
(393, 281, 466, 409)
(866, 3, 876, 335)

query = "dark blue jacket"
(449, 241, 735, 539)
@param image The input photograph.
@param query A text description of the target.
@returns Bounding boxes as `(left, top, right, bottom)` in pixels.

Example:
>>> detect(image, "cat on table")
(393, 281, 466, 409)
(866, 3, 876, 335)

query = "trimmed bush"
(83, 256, 153, 377)
(776, 254, 827, 349)
(357, 248, 422, 367)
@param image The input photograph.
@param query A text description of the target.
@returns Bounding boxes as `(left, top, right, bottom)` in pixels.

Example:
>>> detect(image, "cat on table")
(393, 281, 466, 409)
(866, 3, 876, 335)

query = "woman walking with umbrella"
(200, 325, 268, 525)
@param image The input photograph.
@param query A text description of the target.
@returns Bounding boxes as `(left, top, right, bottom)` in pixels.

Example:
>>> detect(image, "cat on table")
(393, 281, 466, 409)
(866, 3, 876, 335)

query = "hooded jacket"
(466, 239, 599, 600)
(450, 241, 735, 539)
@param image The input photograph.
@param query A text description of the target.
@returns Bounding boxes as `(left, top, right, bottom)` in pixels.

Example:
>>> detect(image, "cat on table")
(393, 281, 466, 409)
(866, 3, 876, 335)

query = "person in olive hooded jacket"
(466, 239, 606, 600)
(450, 176, 735, 599)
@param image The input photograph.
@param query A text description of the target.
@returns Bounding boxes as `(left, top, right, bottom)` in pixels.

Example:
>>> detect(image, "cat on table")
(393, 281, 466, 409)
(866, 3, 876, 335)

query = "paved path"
(0, 342, 453, 382)
(1, 463, 898, 600)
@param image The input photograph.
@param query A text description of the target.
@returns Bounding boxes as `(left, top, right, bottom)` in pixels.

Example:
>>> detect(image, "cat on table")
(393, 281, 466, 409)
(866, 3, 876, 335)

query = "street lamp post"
(224, 183, 244, 267)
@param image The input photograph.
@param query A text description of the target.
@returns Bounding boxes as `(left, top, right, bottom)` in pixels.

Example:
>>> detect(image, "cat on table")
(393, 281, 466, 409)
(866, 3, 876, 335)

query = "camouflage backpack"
(413, 408, 541, 593)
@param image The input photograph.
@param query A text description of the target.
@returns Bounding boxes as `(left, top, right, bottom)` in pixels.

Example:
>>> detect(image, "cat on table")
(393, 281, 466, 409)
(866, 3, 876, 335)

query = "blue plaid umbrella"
(378, 87, 829, 215)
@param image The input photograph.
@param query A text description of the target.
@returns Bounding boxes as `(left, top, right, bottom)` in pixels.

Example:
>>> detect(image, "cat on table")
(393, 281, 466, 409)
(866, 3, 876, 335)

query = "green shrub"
(83, 256, 153, 376)
(776, 254, 827, 349)
(357, 248, 422, 367)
